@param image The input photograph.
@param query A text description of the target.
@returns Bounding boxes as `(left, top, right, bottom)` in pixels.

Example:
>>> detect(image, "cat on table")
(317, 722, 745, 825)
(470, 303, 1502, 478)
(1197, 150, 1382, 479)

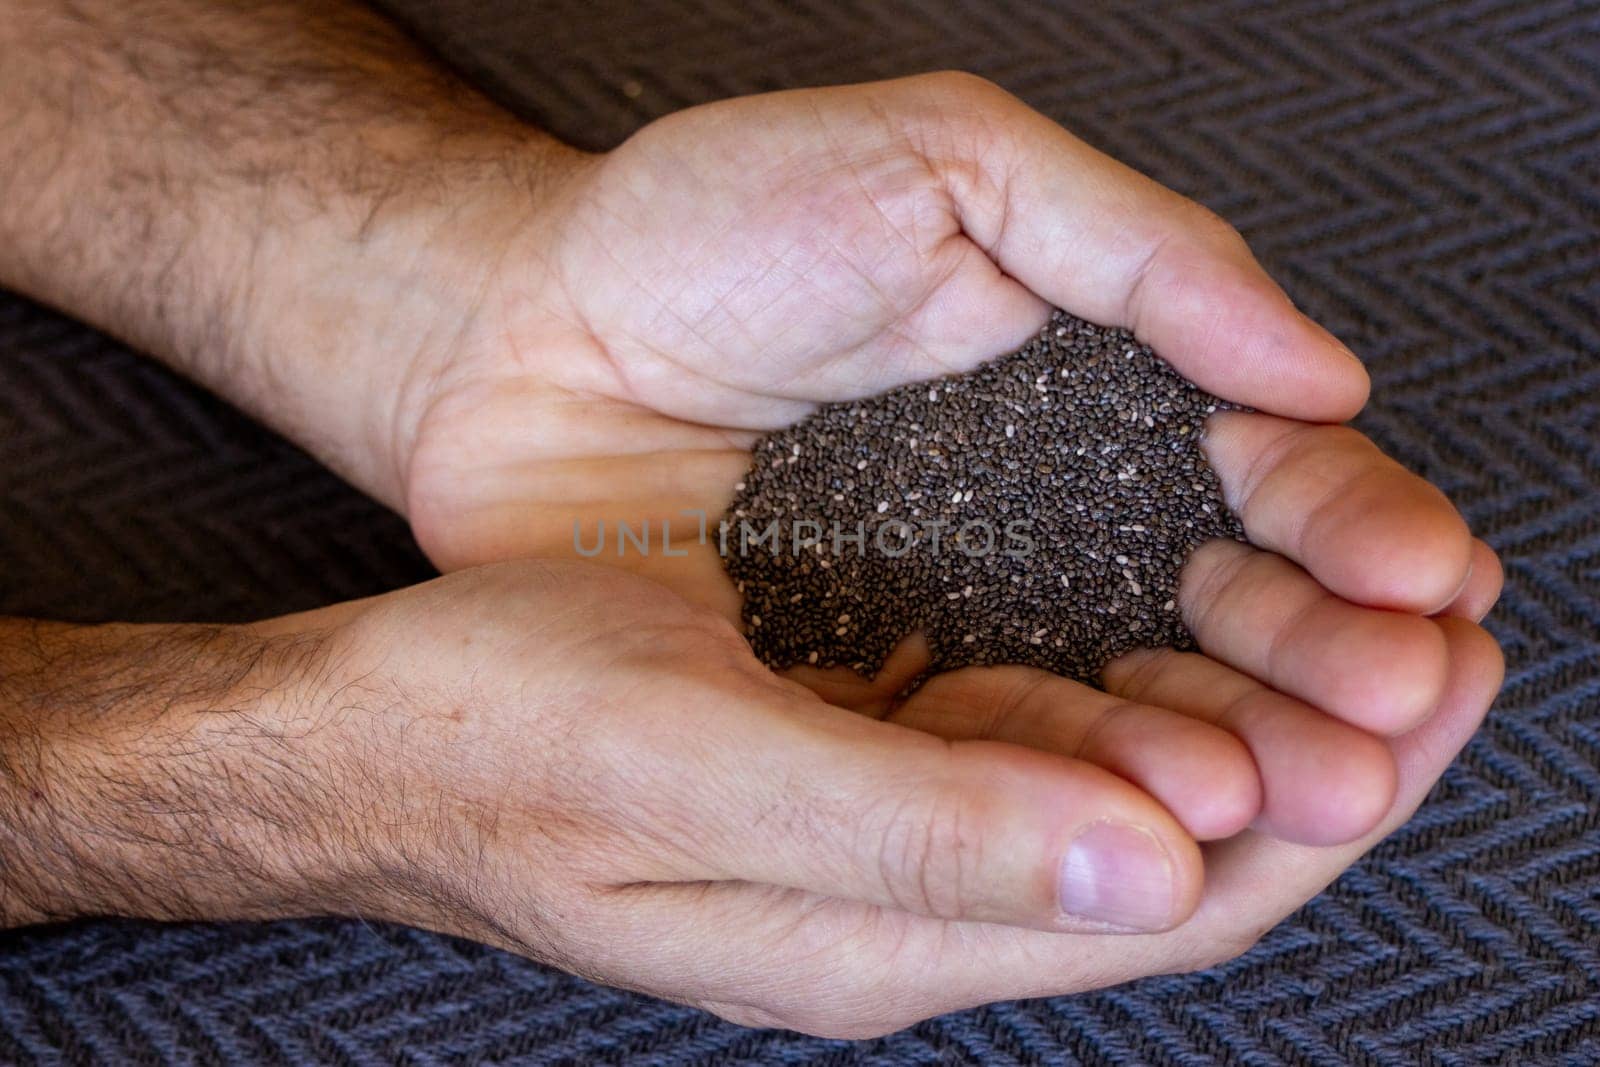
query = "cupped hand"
(251, 560, 1501, 1037)
(387, 73, 1502, 848)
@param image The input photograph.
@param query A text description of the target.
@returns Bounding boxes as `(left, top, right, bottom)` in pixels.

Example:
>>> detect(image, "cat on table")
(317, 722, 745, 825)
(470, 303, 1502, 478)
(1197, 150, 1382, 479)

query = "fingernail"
(1059, 822, 1176, 931)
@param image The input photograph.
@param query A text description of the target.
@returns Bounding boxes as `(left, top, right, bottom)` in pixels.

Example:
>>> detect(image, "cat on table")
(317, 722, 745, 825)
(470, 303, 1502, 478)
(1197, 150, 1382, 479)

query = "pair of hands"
(239, 74, 1497, 1033)
(0, 6, 1502, 1034)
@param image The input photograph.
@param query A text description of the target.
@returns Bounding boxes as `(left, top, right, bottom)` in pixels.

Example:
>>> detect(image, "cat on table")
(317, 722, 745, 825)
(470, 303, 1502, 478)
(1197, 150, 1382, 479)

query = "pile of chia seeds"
(721, 309, 1247, 685)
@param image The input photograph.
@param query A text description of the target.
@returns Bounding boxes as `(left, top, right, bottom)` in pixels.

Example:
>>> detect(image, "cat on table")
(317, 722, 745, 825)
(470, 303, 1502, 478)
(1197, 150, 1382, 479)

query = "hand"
(0, 3, 1507, 1019)
(2, 4, 1502, 849)
(17, 560, 1481, 1037)
(398, 74, 1475, 604)
(385, 74, 1503, 846)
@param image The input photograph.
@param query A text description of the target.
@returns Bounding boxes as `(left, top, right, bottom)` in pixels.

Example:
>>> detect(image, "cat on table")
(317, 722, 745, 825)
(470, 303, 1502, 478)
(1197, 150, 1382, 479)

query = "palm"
(405, 91, 1047, 617)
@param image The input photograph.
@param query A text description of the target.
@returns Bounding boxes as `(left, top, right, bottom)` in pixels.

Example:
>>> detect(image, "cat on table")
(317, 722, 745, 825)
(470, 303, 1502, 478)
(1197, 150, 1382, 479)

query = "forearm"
(0, 616, 352, 927)
(0, 0, 583, 507)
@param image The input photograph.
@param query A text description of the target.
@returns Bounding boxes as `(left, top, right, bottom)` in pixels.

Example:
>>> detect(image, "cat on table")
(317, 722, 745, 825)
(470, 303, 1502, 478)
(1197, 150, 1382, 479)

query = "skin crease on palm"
(397, 74, 1504, 854)
(0, 5, 1508, 1036)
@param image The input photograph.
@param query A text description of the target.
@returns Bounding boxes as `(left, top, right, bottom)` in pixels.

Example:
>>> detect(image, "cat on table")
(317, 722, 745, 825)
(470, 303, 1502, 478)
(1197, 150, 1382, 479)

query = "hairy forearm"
(0, 616, 355, 927)
(0, 0, 583, 506)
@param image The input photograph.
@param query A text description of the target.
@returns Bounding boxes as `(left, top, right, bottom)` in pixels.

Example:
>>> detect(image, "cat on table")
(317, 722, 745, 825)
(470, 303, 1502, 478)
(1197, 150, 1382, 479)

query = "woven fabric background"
(1, 0, 1597, 1062)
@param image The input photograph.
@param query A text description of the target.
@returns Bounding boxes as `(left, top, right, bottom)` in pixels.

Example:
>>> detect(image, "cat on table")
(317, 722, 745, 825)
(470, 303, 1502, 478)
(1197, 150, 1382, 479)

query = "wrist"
(225, 127, 594, 508)
(0, 617, 360, 927)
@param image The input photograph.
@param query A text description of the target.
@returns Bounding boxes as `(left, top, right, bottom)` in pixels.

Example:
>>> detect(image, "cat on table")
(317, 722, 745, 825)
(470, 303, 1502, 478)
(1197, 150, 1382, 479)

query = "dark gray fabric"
(1, 0, 1597, 1062)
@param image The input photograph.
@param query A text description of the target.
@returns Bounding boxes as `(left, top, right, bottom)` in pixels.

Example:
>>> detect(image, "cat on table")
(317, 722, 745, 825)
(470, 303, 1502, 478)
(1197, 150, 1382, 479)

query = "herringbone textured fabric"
(1, 0, 1596, 1062)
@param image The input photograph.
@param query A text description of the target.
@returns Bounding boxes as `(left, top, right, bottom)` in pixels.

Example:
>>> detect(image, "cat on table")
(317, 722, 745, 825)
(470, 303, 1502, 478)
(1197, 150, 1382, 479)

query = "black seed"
(722, 309, 1247, 687)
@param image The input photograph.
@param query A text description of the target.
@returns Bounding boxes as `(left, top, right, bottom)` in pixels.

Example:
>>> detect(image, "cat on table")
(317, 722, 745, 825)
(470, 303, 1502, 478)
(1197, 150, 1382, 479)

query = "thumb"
(889, 72, 1369, 422)
(676, 687, 1205, 934)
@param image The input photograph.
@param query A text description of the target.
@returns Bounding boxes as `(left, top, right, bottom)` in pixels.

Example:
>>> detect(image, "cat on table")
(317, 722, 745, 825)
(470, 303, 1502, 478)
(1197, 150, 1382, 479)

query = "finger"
(1203, 411, 1474, 613)
(1438, 538, 1503, 622)
(886, 616, 1503, 1013)
(1181, 616, 1504, 929)
(889, 665, 1260, 840)
(779, 631, 932, 715)
(1103, 648, 1396, 846)
(653, 688, 1204, 934)
(585, 623, 1500, 1035)
(899, 74, 1370, 422)
(1182, 540, 1450, 734)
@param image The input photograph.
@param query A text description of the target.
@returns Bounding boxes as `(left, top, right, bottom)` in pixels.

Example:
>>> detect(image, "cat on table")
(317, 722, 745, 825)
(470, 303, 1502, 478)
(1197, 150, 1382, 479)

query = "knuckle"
(915, 69, 1007, 101)
(1180, 537, 1257, 631)
(1181, 200, 1251, 257)
(1075, 698, 1148, 757)
(1100, 646, 1176, 702)
(872, 781, 985, 920)
(903, 72, 1021, 146)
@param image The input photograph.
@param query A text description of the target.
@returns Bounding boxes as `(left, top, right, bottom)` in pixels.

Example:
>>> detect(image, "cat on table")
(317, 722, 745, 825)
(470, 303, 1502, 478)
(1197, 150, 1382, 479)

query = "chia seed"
(722, 310, 1247, 686)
